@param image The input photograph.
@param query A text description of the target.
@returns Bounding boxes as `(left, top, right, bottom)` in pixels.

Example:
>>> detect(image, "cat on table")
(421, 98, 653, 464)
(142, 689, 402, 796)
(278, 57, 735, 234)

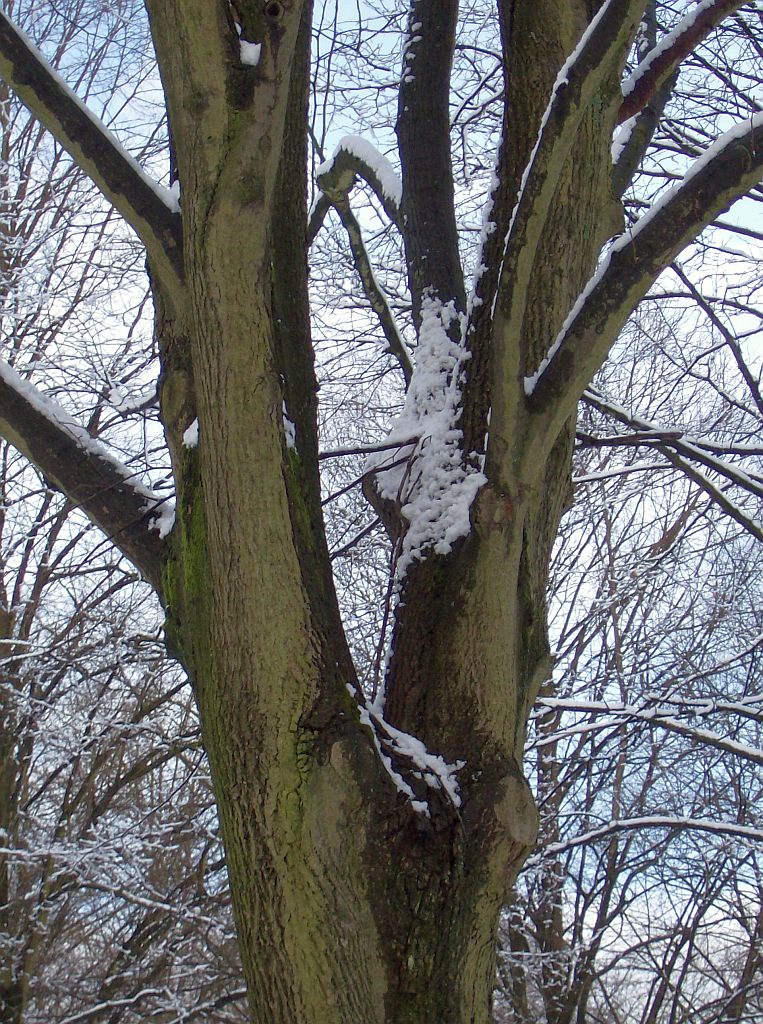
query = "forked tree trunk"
(4, 0, 760, 1019)
(146, 1, 629, 1021)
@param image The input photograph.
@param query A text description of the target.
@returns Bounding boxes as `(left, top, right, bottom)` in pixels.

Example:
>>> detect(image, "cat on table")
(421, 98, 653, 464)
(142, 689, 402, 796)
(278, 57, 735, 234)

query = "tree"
(0, 0, 760, 1020)
(494, 384, 763, 1023)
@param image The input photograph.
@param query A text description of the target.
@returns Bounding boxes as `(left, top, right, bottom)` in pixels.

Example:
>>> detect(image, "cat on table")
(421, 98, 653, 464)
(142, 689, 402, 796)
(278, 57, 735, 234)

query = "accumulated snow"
(621, 0, 722, 100)
(525, 110, 763, 395)
(611, 114, 639, 164)
(182, 418, 199, 448)
(347, 684, 464, 816)
(366, 292, 486, 581)
(149, 502, 176, 539)
(316, 135, 402, 209)
(239, 39, 261, 66)
(167, 179, 181, 210)
(400, 22, 421, 86)
(467, 151, 501, 316)
(282, 403, 296, 449)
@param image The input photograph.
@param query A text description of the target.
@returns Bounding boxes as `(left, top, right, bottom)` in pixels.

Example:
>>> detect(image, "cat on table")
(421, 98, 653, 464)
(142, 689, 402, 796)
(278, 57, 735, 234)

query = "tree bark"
(0, 0, 760, 1020)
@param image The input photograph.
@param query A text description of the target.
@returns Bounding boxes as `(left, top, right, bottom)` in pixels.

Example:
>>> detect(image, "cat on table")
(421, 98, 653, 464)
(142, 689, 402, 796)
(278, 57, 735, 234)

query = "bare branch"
(314, 143, 411, 382)
(325, 197, 412, 385)
(669, 261, 763, 418)
(660, 448, 763, 542)
(0, 12, 183, 285)
(0, 362, 170, 597)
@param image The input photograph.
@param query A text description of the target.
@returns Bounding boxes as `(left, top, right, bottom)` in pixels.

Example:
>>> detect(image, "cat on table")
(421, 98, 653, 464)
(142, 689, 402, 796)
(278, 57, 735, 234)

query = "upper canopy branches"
(0, 0, 758, 588)
(526, 112, 763, 455)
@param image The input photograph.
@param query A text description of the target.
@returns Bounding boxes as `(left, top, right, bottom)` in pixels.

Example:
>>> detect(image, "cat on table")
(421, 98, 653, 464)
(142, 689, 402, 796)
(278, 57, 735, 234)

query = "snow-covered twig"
(531, 816, 763, 860)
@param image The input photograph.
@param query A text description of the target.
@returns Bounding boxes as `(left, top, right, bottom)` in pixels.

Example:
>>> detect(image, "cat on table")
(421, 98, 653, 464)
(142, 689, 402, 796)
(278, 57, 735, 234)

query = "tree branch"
(659, 448, 763, 542)
(669, 261, 763, 418)
(323, 203, 412, 386)
(526, 113, 763, 452)
(395, 0, 465, 321)
(531, 817, 763, 859)
(0, 362, 170, 598)
(618, 0, 748, 123)
(314, 136, 401, 228)
(496, 0, 645, 348)
(306, 191, 331, 246)
(583, 391, 763, 491)
(313, 145, 411, 383)
(0, 12, 183, 285)
(611, 75, 676, 198)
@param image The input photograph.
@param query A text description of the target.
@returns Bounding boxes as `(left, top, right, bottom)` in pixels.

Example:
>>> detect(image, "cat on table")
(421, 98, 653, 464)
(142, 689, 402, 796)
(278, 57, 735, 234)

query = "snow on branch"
(315, 135, 402, 227)
(347, 684, 464, 818)
(492, 0, 645, 321)
(535, 692, 763, 766)
(525, 112, 763, 446)
(660, 448, 763, 542)
(0, 12, 182, 284)
(527, 817, 763, 861)
(0, 360, 171, 597)
(583, 390, 763, 474)
(309, 137, 411, 380)
(580, 390, 763, 540)
(618, 0, 747, 123)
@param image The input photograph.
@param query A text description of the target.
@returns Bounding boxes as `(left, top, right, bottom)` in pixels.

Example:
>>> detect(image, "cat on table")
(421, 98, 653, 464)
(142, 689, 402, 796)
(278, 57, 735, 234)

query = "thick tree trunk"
(145, 1, 630, 1021)
(0, 0, 760, 1018)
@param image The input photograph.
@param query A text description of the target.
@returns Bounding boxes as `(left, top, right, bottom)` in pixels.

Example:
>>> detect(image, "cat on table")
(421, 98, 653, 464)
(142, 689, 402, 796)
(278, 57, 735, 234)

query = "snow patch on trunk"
(239, 39, 261, 66)
(366, 293, 486, 582)
(282, 404, 296, 449)
(182, 418, 199, 448)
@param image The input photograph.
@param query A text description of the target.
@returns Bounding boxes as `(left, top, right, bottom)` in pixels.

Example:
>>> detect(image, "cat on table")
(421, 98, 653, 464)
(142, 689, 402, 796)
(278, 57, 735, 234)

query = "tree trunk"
(145, 0, 629, 1020)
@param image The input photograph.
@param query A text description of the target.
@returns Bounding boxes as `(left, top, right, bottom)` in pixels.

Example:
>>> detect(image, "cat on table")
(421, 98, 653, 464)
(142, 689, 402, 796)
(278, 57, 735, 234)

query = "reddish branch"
(618, 0, 746, 123)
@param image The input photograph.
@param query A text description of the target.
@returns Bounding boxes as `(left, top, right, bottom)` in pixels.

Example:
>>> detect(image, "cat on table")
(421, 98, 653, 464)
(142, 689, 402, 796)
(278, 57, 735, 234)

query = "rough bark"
(0, 0, 760, 1021)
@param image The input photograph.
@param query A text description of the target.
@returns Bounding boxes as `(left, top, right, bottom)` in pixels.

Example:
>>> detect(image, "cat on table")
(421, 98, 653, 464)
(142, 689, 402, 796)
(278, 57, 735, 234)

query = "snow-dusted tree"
(0, 0, 761, 1021)
(494, 399, 763, 1023)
